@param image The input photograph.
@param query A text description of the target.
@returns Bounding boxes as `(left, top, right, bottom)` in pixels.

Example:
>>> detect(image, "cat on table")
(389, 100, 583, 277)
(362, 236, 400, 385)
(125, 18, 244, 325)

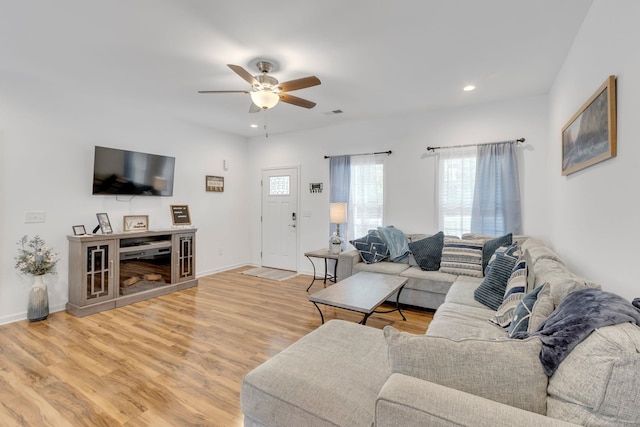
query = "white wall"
(247, 95, 550, 275)
(548, 0, 640, 300)
(0, 91, 250, 324)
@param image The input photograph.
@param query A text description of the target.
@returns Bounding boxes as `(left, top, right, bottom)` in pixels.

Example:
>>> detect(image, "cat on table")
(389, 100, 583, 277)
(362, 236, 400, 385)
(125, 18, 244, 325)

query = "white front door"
(261, 167, 298, 271)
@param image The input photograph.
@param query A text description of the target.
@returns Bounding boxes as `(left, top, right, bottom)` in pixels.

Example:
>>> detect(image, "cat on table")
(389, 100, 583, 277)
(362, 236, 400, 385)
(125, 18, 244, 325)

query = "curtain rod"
(426, 138, 525, 152)
(324, 150, 392, 159)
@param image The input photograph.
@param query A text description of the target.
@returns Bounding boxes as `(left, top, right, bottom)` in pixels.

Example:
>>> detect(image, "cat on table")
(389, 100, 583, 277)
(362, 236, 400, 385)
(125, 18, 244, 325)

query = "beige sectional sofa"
(337, 233, 522, 310)
(241, 237, 640, 426)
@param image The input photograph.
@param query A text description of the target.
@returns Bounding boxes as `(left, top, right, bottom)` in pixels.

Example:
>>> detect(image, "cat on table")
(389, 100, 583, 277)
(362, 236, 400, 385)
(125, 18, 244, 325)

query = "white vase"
(27, 275, 49, 322)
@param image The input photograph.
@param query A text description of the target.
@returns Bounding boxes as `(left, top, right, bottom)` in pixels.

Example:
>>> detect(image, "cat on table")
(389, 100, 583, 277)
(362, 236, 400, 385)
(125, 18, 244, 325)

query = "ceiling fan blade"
(249, 102, 261, 113)
(227, 64, 260, 87)
(198, 90, 250, 94)
(278, 93, 317, 109)
(277, 76, 321, 92)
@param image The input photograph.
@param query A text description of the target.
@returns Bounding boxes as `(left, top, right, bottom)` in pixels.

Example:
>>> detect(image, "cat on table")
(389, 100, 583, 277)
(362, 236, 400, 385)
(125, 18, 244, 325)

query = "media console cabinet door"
(173, 232, 196, 283)
(67, 239, 117, 306)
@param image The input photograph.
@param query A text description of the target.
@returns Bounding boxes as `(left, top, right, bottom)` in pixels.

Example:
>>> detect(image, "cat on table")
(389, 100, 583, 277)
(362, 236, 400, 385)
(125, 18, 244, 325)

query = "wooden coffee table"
(308, 271, 408, 325)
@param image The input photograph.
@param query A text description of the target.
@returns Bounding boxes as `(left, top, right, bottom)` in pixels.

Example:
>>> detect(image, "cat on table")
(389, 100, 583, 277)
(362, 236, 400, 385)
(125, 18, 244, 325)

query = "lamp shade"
(250, 91, 280, 109)
(330, 202, 347, 223)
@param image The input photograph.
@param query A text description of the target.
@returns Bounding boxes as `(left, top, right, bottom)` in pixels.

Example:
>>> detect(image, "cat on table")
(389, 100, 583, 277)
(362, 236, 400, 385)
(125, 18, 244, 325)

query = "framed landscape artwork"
(561, 75, 617, 176)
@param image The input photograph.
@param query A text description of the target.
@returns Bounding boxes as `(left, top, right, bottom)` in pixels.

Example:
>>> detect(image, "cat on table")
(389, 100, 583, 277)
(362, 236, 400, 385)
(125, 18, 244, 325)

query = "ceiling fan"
(199, 61, 321, 112)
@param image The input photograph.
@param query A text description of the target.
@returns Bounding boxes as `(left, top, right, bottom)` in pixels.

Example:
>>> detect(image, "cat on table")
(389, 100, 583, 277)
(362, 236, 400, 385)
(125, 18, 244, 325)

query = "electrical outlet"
(218, 248, 223, 256)
(25, 212, 46, 223)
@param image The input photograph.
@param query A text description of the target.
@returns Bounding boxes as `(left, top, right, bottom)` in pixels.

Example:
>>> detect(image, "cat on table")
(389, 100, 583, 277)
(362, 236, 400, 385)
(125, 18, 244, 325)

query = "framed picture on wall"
(206, 175, 224, 192)
(561, 75, 617, 176)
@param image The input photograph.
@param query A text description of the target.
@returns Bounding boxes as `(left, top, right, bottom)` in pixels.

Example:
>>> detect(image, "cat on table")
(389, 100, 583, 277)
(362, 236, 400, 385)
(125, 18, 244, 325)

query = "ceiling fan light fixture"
(250, 91, 279, 109)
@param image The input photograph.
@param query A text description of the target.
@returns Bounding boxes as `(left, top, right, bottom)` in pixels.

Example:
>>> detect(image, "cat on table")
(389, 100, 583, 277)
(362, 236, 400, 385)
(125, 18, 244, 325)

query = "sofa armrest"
(376, 374, 579, 427)
(337, 249, 361, 281)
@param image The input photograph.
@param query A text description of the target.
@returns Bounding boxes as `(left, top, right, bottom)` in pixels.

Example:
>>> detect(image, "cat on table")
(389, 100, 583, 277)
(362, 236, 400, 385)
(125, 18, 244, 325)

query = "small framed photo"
(123, 215, 149, 232)
(72, 225, 86, 235)
(170, 205, 191, 225)
(206, 175, 224, 192)
(96, 213, 113, 234)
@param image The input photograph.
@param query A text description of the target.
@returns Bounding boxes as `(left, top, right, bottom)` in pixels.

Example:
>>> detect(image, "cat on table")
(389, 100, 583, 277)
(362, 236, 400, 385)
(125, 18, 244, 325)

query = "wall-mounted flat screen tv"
(92, 146, 175, 196)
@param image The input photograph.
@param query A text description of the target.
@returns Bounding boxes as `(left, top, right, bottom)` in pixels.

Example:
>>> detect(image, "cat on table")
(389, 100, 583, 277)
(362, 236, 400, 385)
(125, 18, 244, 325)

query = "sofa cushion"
(443, 277, 488, 309)
(440, 238, 485, 278)
(399, 267, 458, 294)
(482, 233, 513, 272)
(350, 230, 389, 264)
(241, 320, 390, 427)
(547, 322, 640, 426)
(532, 258, 601, 308)
(354, 261, 410, 275)
(508, 283, 554, 337)
(408, 231, 444, 271)
(384, 327, 548, 414)
(474, 244, 519, 310)
(427, 302, 507, 340)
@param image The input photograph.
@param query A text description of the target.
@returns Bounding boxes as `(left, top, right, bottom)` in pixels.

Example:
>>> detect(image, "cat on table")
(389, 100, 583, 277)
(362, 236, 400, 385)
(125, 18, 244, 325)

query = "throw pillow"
(376, 225, 410, 262)
(482, 233, 513, 273)
(408, 231, 444, 271)
(523, 249, 536, 291)
(508, 283, 554, 337)
(349, 230, 389, 264)
(490, 255, 529, 328)
(474, 243, 519, 310)
(440, 238, 485, 278)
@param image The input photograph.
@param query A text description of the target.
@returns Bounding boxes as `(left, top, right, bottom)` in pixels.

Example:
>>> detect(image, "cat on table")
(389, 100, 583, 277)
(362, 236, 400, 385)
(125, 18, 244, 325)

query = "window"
(329, 154, 385, 244)
(437, 146, 476, 237)
(349, 156, 384, 239)
(437, 142, 522, 237)
(269, 175, 290, 195)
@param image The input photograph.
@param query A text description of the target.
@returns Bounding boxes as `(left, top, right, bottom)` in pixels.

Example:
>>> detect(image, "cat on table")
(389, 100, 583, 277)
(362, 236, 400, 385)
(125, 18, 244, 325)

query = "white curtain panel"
(348, 154, 385, 243)
(436, 146, 477, 237)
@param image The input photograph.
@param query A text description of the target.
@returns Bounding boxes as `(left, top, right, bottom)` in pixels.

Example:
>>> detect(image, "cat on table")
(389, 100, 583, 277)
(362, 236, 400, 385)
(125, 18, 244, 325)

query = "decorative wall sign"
(123, 215, 149, 232)
(206, 175, 224, 192)
(170, 205, 191, 225)
(309, 182, 323, 193)
(562, 75, 617, 176)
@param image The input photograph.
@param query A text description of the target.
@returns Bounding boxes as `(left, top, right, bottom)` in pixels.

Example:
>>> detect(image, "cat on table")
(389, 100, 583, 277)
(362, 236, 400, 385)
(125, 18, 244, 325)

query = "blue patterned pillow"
(482, 233, 513, 273)
(408, 231, 444, 271)
(490, 256, 529, 327)
(474, 243, 519, 310)
(350, 230, 389, 264)
(508, 283, 554, 337)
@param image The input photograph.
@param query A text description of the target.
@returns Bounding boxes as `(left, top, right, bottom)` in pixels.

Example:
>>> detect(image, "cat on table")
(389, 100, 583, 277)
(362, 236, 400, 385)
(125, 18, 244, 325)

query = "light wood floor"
(0, 267, 434, 427)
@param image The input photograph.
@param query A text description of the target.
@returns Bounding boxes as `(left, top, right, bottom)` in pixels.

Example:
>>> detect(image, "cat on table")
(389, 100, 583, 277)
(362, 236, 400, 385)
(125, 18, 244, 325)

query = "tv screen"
(92, 146, 175, 196)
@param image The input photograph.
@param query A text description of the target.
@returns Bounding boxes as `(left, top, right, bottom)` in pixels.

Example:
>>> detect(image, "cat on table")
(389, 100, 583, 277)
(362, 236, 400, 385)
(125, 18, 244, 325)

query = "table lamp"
(330, 202, 347, 239)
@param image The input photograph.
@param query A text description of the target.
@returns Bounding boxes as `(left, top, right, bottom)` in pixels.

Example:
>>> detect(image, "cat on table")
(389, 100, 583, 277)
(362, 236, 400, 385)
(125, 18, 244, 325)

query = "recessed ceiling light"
(463, 85, 476, 92)
(250, 124, 258, 128)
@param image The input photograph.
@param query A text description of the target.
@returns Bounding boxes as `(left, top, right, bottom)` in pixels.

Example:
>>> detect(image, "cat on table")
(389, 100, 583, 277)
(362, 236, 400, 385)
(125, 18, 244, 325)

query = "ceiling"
(0, 0, 593, 138)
